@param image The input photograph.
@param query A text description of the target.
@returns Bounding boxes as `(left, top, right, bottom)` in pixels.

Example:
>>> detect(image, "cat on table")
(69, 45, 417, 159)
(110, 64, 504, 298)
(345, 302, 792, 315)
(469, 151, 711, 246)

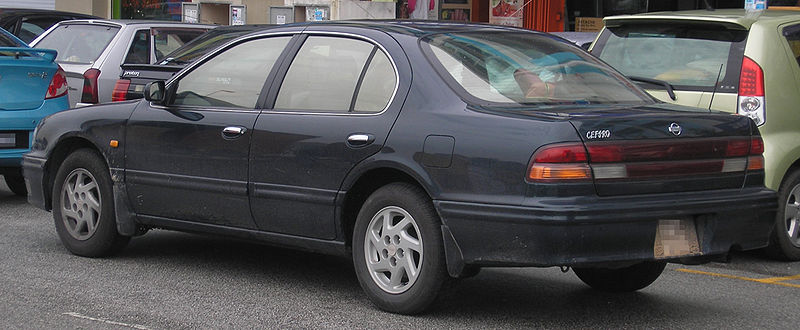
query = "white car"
(30, 19, 213, 108)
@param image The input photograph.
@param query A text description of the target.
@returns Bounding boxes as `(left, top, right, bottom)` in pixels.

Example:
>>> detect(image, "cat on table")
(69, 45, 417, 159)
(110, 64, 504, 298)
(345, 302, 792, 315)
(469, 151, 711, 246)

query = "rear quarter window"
(783, 24, 800, 68)
(593, 23, 747, 92)
(35, 24, 120, 64)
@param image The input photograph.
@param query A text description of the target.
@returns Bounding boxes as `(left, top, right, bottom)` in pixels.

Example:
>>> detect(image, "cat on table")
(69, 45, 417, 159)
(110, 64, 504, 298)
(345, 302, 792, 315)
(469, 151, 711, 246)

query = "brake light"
(528, 143, 592, 182)
(112, 79, 130, 102)
(81, 68, 101, 104)
(527, 137, 766, 182)
(45, 66, 68, 99)
(738, 56, 765, 126)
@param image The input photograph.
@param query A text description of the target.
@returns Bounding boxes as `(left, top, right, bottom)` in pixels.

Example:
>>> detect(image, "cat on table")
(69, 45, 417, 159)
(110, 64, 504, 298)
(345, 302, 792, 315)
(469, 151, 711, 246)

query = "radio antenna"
(708, 64, 724, 111)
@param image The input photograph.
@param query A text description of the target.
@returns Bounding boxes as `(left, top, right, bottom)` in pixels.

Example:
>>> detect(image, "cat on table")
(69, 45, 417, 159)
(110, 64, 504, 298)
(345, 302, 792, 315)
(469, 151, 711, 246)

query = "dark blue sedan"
(23, 21, 776, 314)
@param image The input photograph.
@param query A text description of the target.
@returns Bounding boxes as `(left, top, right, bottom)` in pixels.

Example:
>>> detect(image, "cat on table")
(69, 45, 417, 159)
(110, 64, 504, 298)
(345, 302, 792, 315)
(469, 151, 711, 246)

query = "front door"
(125, 35, 294, 228)
(249, 32, 409, 239)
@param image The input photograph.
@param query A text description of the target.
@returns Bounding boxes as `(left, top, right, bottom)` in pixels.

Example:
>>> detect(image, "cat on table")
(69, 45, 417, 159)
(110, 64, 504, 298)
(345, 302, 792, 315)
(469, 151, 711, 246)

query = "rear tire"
(352, 183, 448, 315)
(52, 149, 129, 257)
(573, 261, 666, 292)
(4, 173, 27, 196)
(765, 169, 800, 261)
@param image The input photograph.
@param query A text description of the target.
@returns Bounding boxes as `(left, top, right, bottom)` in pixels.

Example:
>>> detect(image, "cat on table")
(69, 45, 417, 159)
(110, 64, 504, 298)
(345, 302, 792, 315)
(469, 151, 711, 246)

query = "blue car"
(0, 27, 68, 196)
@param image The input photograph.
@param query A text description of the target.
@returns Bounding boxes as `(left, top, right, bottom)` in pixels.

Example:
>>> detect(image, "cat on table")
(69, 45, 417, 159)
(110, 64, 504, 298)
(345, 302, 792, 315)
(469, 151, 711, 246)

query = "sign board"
(489, 0, 522, 27)
(182, 3, 199, 23)
(575, 17, 603, 32)
(231, 5, 246, 25)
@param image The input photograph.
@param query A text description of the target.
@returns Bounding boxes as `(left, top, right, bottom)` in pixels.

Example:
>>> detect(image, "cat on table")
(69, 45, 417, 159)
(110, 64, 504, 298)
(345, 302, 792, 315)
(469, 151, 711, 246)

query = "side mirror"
(144, 81, 166, 103)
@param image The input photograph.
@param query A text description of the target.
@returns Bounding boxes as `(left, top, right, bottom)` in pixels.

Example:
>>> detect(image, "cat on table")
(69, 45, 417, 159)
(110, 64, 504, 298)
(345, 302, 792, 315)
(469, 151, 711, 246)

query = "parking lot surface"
(1, 176, 798, 329)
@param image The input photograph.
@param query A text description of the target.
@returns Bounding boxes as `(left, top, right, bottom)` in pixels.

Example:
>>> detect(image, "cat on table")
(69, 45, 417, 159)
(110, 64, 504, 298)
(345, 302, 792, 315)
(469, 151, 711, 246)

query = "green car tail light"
(738, 56, 766, 126)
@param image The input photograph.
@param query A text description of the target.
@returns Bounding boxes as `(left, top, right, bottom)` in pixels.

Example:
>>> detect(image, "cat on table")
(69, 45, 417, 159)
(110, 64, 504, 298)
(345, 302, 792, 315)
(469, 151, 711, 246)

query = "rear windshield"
(0, 30, 21, 47)
(36, 24, 120, 64)
(160, 28, 256, 65)
(592, 23, 747, 92)
(422, 32, 652, 106)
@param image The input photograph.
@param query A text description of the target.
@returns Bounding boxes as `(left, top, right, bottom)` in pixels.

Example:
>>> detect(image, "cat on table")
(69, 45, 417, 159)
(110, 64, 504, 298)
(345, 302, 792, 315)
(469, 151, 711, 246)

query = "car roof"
(277, 20, 545, 37)
(55, 18, 216, 28)
(604, 8, 800, 30)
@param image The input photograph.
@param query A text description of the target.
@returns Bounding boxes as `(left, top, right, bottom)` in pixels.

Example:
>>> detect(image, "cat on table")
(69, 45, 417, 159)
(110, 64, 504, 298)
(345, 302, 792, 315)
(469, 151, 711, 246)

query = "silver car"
(30, 19, 213, 107)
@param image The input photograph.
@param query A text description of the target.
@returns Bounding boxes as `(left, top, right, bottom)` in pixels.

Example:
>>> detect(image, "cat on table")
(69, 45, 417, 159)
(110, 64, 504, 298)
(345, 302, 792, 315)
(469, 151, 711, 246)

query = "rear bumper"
(0, 96, 69, 168)
(436, 188, 777, 269)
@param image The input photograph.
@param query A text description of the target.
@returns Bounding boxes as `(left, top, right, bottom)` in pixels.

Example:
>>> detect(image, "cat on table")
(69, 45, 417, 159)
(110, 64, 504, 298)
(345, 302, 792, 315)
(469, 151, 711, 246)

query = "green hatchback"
(591, 8, 800, 260)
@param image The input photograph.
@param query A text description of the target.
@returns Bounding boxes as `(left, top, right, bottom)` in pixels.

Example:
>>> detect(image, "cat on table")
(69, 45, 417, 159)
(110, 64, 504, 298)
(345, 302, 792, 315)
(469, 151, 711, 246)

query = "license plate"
(654, 219, 702, 259)
(0, 133, 14, 148)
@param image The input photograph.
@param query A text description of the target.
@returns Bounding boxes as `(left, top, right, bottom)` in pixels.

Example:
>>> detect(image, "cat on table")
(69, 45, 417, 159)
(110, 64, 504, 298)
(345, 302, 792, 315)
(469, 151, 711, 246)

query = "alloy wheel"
(364, 206, 423, 294)
(59, 168, 102, 241)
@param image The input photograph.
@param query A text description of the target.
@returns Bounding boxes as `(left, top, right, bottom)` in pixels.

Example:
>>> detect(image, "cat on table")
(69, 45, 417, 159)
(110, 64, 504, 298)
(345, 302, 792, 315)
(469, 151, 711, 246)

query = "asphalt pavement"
(1, 176, 798, 329)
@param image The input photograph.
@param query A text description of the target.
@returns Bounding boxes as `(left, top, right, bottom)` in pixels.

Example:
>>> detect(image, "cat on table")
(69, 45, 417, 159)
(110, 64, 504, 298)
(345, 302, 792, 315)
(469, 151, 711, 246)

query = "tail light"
(527, 137, 766, 182)
(747, 136, 765, 171)
(738, 56, 765, 126)
(527, 143, 592, 182)
(45, 66, 68, 99)
(112, 79, 130, 102)
(81, 68, 101, 104)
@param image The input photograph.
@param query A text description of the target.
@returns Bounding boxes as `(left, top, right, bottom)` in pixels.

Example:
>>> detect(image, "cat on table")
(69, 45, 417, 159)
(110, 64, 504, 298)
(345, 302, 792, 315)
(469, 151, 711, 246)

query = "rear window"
(0, 31, 21, 47)
(422, 32, 652, 106)
(36, 24, 120, 64)
(592, 23, 747, 92)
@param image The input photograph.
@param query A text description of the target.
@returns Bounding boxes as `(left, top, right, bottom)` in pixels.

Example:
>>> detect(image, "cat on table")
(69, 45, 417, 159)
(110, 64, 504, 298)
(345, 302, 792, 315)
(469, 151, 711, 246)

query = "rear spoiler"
(0, 47, 57, 62)
(119, 63, 182, 78)
(603, 15, 750, 30)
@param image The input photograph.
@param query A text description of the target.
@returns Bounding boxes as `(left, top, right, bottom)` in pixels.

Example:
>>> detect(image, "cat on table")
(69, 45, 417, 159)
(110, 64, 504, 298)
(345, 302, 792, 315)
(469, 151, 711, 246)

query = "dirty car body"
(23, 21, 776, 314)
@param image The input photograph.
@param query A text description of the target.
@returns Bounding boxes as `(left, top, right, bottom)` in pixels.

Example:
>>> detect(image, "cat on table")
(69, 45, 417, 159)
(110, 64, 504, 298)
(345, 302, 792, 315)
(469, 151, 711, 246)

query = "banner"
(489, 0, 522, 27)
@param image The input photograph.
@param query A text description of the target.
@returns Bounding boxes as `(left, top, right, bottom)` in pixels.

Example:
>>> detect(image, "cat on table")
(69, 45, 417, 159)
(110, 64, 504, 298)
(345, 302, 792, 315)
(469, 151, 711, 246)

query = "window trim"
(266, 31, 400, 117)
(155, 31, 299, 112)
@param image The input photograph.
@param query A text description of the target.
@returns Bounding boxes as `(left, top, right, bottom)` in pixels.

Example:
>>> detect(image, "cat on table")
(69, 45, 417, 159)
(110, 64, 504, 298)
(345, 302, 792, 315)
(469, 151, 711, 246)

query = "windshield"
(423, 32, 652, 106)
(36, 24, 120, 64)
(161, 28, 256, 65)
(593, 23, 747, 91)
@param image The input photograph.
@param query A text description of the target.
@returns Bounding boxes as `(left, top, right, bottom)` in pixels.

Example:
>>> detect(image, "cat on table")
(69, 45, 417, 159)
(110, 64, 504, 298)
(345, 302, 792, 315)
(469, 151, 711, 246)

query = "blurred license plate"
(654, 219, 702, 259)
(0, 133, 14, 148)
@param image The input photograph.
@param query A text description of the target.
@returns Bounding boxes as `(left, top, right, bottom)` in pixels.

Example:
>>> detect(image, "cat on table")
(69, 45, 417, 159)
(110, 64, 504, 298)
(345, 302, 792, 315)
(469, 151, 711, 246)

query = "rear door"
(125, 34, 294, 229)
(248, 30, 410, 239)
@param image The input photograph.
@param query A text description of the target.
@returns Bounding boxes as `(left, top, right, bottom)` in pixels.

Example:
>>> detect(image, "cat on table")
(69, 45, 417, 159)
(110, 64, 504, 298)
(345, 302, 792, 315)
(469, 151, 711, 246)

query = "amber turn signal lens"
(528, 164, 592, 181)
(110, 140, 119, 148)
(747, 155, 764, 171)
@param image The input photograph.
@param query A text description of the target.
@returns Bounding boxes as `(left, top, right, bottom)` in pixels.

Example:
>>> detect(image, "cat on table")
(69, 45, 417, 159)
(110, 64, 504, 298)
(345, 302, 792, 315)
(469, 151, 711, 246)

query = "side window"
(783, 24, 800, 68)
(172, 36, 291, 109)
(18, 17, 60, 43)
(124, 30, 150, 64)
(152, 27, 208, 62)
(275, 36, 396, 113)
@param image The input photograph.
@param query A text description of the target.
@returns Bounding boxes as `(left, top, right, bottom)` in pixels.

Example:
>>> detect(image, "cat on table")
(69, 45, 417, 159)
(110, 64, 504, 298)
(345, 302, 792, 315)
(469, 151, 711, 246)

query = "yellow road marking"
(676, 268, 800, 288)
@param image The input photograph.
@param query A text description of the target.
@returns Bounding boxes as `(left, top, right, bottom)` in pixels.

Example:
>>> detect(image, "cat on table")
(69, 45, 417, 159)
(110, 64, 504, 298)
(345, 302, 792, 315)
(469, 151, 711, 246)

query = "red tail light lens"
(532, 144, 587, 163)
(81, 68, 101, 104)
(750, 136, 764, 155)
(739, 57, 764, 97)
(45, 66, 68, 99)
(112, 79, 130, 102)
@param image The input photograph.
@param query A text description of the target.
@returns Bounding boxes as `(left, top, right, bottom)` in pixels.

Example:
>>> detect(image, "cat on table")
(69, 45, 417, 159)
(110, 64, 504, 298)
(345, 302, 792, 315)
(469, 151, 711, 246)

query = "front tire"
(573, 261, 666, 292)
(766, 169, 800, 261)
(52, 149, 129, 257)
(352, 183, 448, 315)
(4, 173, 27, 196)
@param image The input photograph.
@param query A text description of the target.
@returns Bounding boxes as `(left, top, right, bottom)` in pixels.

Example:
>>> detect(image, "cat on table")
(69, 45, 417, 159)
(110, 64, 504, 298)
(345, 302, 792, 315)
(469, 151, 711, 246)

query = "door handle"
(347, 133, 375, 147)
(222, 126, 247, 139)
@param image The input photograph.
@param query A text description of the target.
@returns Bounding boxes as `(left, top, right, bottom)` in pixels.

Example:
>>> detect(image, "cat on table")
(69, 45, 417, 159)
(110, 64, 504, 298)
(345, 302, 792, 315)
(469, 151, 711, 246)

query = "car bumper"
(436, 188, 777, 268)
(1, 96, 69, 169)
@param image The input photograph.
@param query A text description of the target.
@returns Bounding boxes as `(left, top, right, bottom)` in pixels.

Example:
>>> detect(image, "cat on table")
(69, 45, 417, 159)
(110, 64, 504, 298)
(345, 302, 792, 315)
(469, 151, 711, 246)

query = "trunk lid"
(0, 48, 58, 111)
(566, 104, 755, 196)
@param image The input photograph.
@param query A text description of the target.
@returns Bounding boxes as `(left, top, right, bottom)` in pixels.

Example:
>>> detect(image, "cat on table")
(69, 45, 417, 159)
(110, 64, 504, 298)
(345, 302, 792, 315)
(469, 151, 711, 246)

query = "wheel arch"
(42, 135, 105, 210)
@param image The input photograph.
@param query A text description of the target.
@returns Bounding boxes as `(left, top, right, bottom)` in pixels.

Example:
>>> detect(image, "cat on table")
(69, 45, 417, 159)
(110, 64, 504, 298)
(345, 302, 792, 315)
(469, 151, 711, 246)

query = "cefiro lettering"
(586, 130, 611, 139)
